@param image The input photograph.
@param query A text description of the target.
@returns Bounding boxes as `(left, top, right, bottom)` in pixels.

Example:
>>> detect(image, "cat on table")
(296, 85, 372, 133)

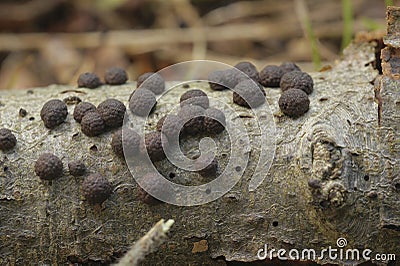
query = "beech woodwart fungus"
(280, 71, 314, 95)
(259, 65, 284, 87)
(82, 173, 112, 205)
(137, 172, 165, 205)
(40, 99, 68, 129)
(104, 67, 128, 85)
(156, 114, 183, 140)
(233, 80, 266, 108)
(208, 69, 237, 91)
(180, 89, 209, 109)
(137, 72, 165, 95)
(278, 89, 310, 117)
(178, 105, 205, 135)
(203, 108, 226, 134)
(140, 131, 168, 162)
(280, 62, 301, 74)
(73, 102, 96, 123)
(34, 153, 63, 180)
(0, 128, 17, 151)
(129, 88, 157, 117)
(196, 158, 218, 177)
(68, 161, 86, 177)
(234, 61, 260, 83)
(81, 111, 106, 137)
(97, 99, 126, 128)
(19, 108, 27, 118)
(77, 72, 102, 89)
(111, 128, 141, 158)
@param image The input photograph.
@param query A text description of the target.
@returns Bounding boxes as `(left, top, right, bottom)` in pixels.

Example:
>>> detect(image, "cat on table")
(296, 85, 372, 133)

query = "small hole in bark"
(320, 200, 329, 208)
(221, 153, 227, 158)
(169, 172, 175, 179)
(364, 175, 370, 181)
(206, 188, 211, 194)
(29, 117, 35, 121)
(319, 97, 328, 102)
(235, 166, 242, 172)
(89, 145, 98, 152)
(395, 183, 400, 191)
(3, 166, 8, 172)
(27, 90, 34, 94)
(347, 119, 352, 126)
(354, 187, 358, 191)
(272, 221, 278, 227)
(183, 84, 190, 88)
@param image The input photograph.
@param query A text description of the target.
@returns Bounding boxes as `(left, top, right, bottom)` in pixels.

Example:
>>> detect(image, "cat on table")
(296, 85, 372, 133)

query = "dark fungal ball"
(129, 89, 157, 117)
(280, 62, 301, 74)
(97, 99, 126, 128)
(196, 157, 218, 177)
(137, 172, 165, 205)
(19, 108, 27, 117)
(278, 89, 310, 118)
(105, 67, 128, 85)
(178, 105, 205, 135)
(233, 80, 266, 108)
(140, 131, 169, 162)
(203, 108, 226, 134)
(308, 179, 321, 189)
(81, 111, 106, 137)
(34, 153, 63, 180)
(259, 65, 284, 87)
(156, 114, 183, 140)
(40, 99, 68, 129)
(77, 72, 102, 89)
(280, 71, 314, 95)
(73, 102, 96, 123)
(68, 161, 86, 177)
(180, 89, 209, 109)
(111, 128, 141, 158)
(156, 116, 167, 131)
(0, 128, 17, 151)
(208, 69, 237, 91)
(137, 72, 165, 95)
(234, 61, 260, 83)
(82, 173, 112, 205)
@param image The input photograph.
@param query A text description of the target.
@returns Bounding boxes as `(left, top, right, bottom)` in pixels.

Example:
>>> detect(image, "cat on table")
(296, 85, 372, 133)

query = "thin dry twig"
(115, 219, 175, 266)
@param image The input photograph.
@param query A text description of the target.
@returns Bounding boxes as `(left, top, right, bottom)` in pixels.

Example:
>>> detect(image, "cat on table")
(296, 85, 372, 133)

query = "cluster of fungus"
(132, 86, 227, 201)
(30, 67, 131, 206)
(77, 67, 128, 89)
(208, 61, 313, 117)
(4, 61, 314, 208)
(259, 62, 313, 117)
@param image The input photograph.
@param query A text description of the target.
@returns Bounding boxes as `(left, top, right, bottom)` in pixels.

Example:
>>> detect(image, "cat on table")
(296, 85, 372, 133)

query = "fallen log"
(0, 7, 399, 266)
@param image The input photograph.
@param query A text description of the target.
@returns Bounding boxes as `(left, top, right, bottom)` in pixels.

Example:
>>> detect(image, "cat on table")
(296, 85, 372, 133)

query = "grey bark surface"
(1, 11, 400, 266)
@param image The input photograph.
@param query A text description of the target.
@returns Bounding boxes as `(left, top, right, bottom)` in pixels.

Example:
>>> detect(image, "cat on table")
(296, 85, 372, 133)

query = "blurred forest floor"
(0, 0, 395, 90)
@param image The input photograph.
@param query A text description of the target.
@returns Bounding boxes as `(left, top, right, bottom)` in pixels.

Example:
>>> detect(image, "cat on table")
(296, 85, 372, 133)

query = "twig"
(294, 0, 321, 69)
(341, 0, 354, 50)
(115, 219, 175, 266)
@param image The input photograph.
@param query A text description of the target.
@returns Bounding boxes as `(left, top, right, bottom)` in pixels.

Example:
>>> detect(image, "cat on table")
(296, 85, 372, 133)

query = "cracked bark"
(0, 7, 399, 266)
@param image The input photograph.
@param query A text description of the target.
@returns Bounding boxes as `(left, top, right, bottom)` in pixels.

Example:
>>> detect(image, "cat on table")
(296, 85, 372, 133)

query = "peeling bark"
(0, 7, 399, 266)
